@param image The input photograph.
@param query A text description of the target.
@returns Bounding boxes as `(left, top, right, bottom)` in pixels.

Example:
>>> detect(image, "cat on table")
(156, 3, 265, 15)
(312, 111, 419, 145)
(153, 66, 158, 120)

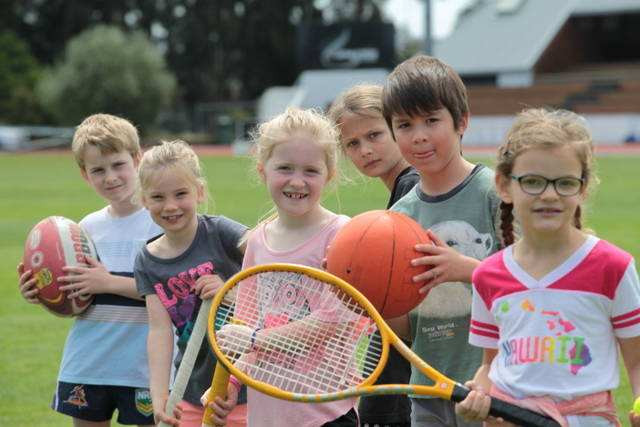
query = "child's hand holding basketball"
(411, 229, 480, 293)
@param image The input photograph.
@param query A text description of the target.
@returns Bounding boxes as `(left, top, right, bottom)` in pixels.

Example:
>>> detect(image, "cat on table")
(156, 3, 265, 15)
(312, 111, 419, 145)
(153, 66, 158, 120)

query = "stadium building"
(257, 0, 640, 147)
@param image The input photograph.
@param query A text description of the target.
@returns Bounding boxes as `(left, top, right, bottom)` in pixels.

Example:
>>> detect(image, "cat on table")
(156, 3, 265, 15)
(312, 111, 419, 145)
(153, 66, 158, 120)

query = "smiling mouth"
(284, 192, 307, 199)
(163, 214, 182, 222)
(413, 150, 435, 159)
(533, 208, 562, 214)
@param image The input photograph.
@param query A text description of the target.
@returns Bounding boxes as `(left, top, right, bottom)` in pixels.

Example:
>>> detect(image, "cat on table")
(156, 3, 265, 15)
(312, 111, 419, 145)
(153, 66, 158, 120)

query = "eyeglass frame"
(510, 174, 584, 196)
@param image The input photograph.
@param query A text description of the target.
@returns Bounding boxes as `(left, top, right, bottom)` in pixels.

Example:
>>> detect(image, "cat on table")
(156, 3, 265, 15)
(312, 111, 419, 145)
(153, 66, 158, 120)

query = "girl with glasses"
(455, 108, 640, 427)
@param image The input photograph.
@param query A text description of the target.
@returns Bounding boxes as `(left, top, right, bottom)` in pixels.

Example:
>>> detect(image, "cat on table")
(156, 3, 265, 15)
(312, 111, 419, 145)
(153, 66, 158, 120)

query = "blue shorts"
(52, 382, 155, 425)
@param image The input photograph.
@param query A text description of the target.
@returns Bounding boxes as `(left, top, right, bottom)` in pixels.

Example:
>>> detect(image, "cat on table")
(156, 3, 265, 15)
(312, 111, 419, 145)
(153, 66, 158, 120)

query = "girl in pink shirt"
(455, 108, 640, 427)
(204, 108, 358, 427)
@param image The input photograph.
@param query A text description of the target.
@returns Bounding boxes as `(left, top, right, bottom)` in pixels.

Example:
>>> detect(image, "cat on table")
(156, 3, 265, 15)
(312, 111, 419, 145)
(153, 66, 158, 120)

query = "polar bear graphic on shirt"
(417, 221, 494, 318)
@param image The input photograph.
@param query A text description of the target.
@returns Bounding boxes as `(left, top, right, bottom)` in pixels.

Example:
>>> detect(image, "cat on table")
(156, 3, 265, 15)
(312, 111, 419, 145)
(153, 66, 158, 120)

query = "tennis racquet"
(206, 263, 560, 427)
(158, 299, 211, 427)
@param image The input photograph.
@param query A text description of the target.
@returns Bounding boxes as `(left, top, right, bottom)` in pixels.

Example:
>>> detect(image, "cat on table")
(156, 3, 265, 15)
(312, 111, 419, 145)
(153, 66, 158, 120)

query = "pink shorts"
(179, 400, 247, 427)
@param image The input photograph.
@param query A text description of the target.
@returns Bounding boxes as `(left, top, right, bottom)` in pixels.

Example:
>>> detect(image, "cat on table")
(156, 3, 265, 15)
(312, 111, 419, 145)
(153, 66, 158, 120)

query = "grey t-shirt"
(135, 215, 247, 405)
(391, 165, 501, 394)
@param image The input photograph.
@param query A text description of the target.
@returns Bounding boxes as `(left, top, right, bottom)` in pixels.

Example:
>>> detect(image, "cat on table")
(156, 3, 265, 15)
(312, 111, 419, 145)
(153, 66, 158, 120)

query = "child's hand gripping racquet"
(158, 299, 212, 427)
(206, 263, 561, 427)
(201, 303, 238, 427)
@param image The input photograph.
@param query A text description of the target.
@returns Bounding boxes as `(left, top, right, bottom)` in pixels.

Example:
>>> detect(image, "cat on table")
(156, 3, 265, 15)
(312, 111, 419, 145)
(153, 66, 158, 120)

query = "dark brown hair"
(382, 54, 469, 135)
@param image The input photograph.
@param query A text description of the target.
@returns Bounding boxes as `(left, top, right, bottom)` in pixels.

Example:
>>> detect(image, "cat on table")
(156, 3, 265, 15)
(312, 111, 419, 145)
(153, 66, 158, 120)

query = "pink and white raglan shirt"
(470, 235, 640, 400)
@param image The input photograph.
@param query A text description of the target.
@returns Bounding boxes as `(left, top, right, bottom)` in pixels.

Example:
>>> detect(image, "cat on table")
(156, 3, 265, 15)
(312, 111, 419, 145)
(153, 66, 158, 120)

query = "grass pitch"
(1, 152, 637, 426)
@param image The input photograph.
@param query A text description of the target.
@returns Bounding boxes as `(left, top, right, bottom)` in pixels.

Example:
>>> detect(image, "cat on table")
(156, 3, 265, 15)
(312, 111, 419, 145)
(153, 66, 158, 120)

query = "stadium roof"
(434, 0, 640, 76)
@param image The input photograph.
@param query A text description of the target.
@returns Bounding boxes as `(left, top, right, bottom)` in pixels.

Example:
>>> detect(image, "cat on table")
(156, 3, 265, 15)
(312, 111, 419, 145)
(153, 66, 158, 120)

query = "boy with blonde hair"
(18, 114, 162, 427)
(383, 55, 502, 427)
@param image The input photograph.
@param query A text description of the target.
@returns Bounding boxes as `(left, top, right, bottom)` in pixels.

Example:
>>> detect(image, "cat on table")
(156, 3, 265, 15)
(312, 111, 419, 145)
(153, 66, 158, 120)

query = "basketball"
(326, 210, 432, 318)
(22, 216, 97, 317)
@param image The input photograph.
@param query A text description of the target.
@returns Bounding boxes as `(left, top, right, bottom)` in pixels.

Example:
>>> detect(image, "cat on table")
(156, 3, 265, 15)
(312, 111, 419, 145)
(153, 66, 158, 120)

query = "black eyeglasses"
(510, 174, 584, 196)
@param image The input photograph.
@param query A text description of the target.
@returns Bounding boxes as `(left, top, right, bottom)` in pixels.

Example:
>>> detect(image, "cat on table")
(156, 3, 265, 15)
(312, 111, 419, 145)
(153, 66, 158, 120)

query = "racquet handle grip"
(201, 363, 231, 427)
(451, 384, 561, 427)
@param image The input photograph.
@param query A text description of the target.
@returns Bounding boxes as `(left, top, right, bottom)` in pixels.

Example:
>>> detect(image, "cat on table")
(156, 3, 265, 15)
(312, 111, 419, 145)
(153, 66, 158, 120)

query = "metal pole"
(424, 0, 432, 55)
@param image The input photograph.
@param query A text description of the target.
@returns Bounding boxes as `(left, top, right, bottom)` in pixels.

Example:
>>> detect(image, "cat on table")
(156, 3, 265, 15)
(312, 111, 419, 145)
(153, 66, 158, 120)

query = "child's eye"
(277, 165, 292, 171)
(345, 140, 359, 149)
(112, 161, 126, 169)
(395, 122, 409, 130)
(150, 195, 163, 201)
(90, 168, 104, 175)
(368, 131, 381, 140)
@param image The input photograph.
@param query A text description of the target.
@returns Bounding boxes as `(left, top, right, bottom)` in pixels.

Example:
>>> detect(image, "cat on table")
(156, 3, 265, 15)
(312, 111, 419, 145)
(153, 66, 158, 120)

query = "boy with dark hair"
(383, 55, 502, 427)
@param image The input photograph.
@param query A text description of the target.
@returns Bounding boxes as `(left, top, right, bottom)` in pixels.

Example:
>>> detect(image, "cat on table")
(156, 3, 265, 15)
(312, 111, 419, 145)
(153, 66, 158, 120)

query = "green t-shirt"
(391, 164, 501, 396)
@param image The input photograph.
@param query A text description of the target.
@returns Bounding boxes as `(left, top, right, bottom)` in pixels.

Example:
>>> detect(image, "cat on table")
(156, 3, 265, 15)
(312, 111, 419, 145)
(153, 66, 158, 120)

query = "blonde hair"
(252, 107, 340, 181)
(138, 139, 209, 208)
(328, 84, 384, 124)
(72, 114, 141, 169)
(496, 108, 597, 245)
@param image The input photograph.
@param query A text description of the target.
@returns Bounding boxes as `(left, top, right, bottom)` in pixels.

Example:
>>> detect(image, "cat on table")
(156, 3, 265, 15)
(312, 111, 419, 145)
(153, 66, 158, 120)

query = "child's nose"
(412, 127, 428, 143)
(360, 143, 373, 157)
(289, 173, 305, 186)
(540, 183, 560, 198)
(104, 169, 118, 182)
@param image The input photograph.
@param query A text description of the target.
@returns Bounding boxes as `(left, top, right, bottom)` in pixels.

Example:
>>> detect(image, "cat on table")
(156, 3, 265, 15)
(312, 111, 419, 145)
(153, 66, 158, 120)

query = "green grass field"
(1, 152, 638, 426)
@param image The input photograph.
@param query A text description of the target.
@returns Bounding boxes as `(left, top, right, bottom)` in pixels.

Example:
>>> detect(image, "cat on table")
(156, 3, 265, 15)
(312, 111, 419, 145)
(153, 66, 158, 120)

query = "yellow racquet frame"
(205, 263, 559, 427)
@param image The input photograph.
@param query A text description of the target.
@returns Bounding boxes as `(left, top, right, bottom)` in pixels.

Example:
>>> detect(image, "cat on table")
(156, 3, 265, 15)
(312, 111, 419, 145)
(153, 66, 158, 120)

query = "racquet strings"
(213, 270, 384, 395)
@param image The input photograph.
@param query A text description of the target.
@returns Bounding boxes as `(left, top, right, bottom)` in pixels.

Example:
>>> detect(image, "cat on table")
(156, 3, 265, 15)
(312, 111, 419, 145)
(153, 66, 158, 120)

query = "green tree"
(0, 30, 48, 124)
(37, 24, 175, 130)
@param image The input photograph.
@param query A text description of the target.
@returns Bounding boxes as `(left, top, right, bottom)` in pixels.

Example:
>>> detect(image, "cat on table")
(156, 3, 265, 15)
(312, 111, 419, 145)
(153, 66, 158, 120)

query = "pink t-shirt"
(240, 214, 357, 427)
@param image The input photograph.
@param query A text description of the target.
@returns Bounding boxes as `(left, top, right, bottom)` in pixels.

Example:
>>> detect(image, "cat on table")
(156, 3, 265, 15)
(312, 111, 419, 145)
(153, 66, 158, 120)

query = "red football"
(23, 216, 97, 317)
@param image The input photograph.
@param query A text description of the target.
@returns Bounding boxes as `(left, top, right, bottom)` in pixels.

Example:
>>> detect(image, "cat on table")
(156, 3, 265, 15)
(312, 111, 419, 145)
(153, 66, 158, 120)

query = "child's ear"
(457, 112, 470, 136)
(80, 168, 89, 183)
(495, 173, 513, 204)
(257, 163, 266, 181)
(196, 182, 206, 203)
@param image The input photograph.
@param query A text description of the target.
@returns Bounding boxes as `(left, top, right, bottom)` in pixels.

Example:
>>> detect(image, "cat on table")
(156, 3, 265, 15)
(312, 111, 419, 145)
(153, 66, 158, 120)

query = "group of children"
(17, 53, 640, 427)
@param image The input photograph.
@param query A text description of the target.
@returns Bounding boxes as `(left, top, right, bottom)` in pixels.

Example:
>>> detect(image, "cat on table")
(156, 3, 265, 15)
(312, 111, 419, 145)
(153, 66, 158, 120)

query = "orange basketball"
(326, 210, 432, 318)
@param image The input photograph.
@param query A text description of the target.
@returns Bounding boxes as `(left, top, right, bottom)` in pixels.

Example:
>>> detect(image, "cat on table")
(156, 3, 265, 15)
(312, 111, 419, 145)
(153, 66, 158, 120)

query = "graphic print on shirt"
(418, 220, 494, 319)
(251, 272, 321, 374)
(240, 272, 362, 389)
(498, 298, 591, 375)
(153, 261, 215, 333)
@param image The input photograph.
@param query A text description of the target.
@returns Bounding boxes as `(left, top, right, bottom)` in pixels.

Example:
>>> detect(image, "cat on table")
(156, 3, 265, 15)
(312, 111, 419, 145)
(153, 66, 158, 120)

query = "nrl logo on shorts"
(64, 385, 88, 407)
(135, 389, 153, 416)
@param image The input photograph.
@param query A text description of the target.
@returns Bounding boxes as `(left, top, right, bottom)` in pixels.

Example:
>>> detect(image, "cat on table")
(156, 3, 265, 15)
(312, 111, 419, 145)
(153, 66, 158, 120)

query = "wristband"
(229, 375, 242, 391)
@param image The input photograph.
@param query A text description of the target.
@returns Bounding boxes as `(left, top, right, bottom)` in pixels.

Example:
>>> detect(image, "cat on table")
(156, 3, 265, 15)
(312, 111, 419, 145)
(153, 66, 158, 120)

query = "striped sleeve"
(611, 260, 640, 338)
(469, 282, 500, 348)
